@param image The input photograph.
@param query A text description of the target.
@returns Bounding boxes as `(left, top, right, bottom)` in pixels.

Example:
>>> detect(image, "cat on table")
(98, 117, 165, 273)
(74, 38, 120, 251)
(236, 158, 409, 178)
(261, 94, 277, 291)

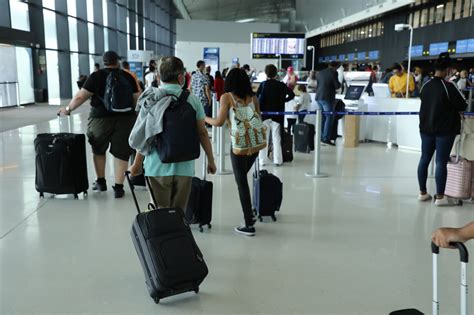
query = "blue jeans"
(317, 100, 334, 142)
(417, 133, 456, 195)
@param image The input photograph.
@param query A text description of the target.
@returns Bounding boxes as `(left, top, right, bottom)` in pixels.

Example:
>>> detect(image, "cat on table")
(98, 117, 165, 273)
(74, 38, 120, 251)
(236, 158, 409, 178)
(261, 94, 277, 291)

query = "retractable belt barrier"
(259, 110, 474, 179)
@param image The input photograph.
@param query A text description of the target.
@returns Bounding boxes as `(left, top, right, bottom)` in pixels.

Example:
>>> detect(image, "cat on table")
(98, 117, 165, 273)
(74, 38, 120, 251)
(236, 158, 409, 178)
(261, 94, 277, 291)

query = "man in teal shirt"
(129, 56, 216, 210)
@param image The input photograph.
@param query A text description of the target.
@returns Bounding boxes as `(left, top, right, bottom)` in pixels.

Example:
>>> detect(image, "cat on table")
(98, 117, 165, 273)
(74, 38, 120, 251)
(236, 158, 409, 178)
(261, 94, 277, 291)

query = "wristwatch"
(65, 106, 72, 114)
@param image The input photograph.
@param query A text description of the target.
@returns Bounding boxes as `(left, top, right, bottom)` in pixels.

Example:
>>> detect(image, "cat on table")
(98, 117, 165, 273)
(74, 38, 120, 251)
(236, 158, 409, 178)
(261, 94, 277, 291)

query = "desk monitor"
(344, 85, 365, 101)
(372, 83, 391, 98)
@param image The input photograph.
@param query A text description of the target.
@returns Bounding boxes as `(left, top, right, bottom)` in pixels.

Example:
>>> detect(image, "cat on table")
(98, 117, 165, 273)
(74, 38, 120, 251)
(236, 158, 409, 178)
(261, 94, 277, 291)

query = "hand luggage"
(35, 116, 88, 199)
(390, 241, 469, 315)
(294, 122, 315, 153)
(282, 131, 294, 162)
(125, 172, 208, 304)
(446, 119, 472, 201)
(252, 160, 283, 222)
(185, 155, 213, 232)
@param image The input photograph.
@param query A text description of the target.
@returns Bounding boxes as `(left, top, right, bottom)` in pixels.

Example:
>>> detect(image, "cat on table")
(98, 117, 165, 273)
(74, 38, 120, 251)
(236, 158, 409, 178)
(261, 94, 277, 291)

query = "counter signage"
(318, 57, 324, 63)
(429, 42, 449, 56)
(410, 45, 423, 57)
(347, 53, 355, 61)
(368, 50, 379, 60)
(468, 39, 474, 53)
(339, 54, 345, 61)
(357, 52, 366, 60)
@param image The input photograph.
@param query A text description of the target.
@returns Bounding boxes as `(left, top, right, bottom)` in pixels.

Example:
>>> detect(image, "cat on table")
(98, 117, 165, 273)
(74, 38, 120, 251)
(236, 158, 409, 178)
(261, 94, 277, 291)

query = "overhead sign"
(203, 47, 220, 72)
(127, 50, 154, 62)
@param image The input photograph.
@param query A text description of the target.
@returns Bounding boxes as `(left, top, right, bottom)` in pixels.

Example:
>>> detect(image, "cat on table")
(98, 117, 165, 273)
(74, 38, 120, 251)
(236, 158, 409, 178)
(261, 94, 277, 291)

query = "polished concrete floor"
(1, 111, 473, 315)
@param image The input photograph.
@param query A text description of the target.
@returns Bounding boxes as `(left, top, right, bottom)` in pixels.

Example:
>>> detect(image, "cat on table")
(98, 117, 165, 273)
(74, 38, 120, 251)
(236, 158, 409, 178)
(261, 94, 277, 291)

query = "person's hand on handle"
(128, 162, 143, 177)
(57, 107, 71, 116)
(207, 158, 217, 175)
(432, 227, 465, 248)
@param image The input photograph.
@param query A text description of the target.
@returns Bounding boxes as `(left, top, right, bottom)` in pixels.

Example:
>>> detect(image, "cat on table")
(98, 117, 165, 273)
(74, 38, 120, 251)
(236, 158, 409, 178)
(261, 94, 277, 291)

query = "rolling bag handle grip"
(125, 171, 141, 214)
(431, 242, 469, 315)
(56, 115, 72, 133)
(202, 152, 207, 180)
(454, 118, 465, 163)
(144, 176, 158, 210)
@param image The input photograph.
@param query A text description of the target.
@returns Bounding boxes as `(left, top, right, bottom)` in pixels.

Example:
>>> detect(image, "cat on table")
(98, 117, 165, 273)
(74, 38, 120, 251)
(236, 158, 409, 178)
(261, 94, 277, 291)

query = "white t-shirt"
(145, 72, 156, 88)
(297, 93, 311, 111)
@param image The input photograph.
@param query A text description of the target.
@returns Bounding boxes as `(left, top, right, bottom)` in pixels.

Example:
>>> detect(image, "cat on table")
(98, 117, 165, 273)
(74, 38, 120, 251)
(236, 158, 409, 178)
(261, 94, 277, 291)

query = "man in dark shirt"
(58, 51, 140, 198)
(257, 64, 295, 135)
(316, 61, 341, 146)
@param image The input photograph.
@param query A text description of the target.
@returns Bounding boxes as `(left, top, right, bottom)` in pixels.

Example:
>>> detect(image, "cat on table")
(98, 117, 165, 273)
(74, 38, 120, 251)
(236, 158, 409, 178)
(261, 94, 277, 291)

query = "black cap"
(103, 51, 120, 66)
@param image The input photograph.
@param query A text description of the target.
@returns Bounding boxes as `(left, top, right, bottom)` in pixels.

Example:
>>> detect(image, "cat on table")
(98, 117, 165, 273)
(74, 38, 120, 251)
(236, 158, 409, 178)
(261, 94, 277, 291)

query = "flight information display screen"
(251, 33, 305, 59)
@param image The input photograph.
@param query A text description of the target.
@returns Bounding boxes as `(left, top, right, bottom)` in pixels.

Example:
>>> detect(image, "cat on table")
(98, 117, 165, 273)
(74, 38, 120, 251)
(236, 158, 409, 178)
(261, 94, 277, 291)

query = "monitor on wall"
(251, 32, 305, 59)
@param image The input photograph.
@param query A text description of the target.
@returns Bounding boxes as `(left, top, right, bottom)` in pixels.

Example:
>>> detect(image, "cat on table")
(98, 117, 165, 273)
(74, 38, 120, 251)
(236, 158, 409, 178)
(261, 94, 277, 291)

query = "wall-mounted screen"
(468, 39, 474, 53)
(318, 57, 324, 63)
(456, 40, 469, 54)
(368, 50, 379, 60)
(347, 53, 355, 61)
(357, 52, 366, 60)
(251, 32, 305, 59)
(339, 54, 345, 61)
(410, 45, 423, 57)
(429, 42, 449, 56)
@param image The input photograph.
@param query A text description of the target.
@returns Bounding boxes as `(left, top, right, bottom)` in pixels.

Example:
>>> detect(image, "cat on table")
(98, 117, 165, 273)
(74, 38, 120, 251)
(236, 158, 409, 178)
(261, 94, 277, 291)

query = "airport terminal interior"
(2, 0, 474, 314)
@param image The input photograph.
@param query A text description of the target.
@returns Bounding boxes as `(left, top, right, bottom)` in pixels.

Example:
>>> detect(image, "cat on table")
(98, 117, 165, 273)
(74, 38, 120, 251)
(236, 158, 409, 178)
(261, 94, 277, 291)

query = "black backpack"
(102, 70, 134, 113)
(155, 90, 200, 163)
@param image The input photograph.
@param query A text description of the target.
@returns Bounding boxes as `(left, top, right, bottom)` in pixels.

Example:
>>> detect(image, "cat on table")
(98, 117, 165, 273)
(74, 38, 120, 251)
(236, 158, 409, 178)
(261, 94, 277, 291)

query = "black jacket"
(315, 67, 341, 102)
(419, 77, 467, 134)
(256, 79, 295, 112)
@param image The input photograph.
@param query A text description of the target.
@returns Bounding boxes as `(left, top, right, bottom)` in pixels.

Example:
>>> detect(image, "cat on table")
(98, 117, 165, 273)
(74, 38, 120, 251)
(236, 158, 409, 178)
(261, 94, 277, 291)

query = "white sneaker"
(418, 193, 432, 202)
(435, 196, 455, 207)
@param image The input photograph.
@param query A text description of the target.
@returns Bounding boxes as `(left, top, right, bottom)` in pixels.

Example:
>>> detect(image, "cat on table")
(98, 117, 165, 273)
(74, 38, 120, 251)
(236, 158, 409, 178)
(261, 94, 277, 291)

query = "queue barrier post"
(305, 109, 329, 178)
(212, 95, 218, 148)
(217, 106, 232, 175)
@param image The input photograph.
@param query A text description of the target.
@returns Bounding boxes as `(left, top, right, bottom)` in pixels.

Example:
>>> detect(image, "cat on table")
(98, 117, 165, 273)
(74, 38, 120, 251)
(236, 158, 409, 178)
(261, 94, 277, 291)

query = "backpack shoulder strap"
(179, 89, 190, 103)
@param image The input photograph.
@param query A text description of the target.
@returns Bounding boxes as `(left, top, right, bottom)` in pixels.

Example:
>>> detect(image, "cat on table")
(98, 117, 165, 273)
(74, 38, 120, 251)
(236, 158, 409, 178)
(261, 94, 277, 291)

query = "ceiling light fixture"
(436, 4, 444, 9)
(236, 18, 256, 23)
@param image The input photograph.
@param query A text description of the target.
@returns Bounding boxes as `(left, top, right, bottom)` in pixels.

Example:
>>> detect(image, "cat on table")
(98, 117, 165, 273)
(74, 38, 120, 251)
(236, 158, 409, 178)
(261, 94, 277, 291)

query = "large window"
(320, 21, 384, 48)
(68, 17, 78, 52)
(67, 0, 76, 16)
(70, 53, 79, 96)
(43, 9, 58, 49)
(408, 0, 473, 29)
(88, 23, 95, 54)
(45, 50, 60, 105)
(9, 0, 30, 31)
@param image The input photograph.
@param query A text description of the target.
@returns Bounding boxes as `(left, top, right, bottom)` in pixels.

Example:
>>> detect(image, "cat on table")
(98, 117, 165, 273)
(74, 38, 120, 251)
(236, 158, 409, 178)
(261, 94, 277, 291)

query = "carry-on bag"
(185, 155, 213, 232)
(35, 116, 88, 199)
(125, 172, 208, 304)
(252, 159, 283, 222)
(282, 131, 294, 162)
(294, 122, 315, 153)
(390, 241, 469, 315)
(446, 119, 472, 201)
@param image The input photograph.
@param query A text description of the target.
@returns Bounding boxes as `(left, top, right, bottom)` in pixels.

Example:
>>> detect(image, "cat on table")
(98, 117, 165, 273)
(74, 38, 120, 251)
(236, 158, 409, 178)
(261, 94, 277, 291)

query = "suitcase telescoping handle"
(125, 171, 158, 214)
(431, 241, 469, 315)
(454, 118, 465, 163)
(57, 114, 72, 133)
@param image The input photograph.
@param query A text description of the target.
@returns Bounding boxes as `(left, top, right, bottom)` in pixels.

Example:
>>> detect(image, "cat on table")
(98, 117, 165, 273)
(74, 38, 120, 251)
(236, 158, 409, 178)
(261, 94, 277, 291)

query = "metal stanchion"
(217, 122, 232, 175)
(211, 96, 218, 148)
(468, 88, 473, 112)
(305, 109, 328, 178)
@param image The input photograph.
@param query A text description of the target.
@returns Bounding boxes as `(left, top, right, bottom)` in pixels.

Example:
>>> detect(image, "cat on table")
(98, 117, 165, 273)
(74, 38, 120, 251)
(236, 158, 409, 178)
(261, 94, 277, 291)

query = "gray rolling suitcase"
(390, 242, 469, 315)
(125, 172, 208, 304)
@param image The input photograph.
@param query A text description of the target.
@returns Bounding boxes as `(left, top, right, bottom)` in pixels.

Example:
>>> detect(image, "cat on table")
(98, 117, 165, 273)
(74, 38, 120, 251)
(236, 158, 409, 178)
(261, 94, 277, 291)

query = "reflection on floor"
(1, 112, 473, 315)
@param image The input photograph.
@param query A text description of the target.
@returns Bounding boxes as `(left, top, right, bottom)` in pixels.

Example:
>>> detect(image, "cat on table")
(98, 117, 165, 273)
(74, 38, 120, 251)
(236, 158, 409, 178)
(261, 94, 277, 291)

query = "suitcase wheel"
(194, 287, 199, 294)
(83, 191, 88, 198)
(259, 216, 263, 222)
(458, 200, 463, 206)
(207, 223, 212, 229)
(153, 296, 160, 304)
(74, 194, 79, 200)
(253, 209, 257, 215)
(271, 215, 277, 222)
(199, 226, 204, 233)
(39, 192, 44, 198)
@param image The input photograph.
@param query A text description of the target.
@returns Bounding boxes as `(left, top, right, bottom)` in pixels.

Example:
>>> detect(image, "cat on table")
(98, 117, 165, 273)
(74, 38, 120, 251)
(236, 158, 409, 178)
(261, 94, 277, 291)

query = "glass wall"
(408, 0, 473, 29)
(9, 0, 30, 31)
(320, 21, 384, 48)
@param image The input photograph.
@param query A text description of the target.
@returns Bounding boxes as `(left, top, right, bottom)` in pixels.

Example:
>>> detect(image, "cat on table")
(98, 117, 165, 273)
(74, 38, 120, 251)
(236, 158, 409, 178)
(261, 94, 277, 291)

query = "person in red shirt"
(214, 70, 225, 101)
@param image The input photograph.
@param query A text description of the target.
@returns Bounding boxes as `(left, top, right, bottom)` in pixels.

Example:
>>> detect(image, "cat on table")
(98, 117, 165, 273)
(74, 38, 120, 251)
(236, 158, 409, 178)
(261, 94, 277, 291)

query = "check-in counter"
(362, 96, 421, 151)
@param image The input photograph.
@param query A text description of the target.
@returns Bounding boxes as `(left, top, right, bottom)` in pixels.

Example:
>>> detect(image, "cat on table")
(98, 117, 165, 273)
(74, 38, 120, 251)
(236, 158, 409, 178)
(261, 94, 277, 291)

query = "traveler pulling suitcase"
(35, 116, 88, 199)
(252, 159, 283, 222)
(390, 241, 469, 315)
(294, 122, 315, 153)
(185, 155, 213, 232)
(445, 119, 472, 203)
(125, 172, 208, 304)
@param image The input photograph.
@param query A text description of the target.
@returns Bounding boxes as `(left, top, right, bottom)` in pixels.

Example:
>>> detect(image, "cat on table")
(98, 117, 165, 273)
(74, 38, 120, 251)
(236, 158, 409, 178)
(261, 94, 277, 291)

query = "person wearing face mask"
(128, 56, 216, 210)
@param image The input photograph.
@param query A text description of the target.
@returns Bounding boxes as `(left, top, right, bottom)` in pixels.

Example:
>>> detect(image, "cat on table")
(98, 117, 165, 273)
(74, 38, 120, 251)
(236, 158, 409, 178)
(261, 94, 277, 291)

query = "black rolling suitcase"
(390, 242, 469, 315)
(34, 117, 88, 199)
(252, 160, 283, 222)
(282, 131, 294, 162)
(185, 156, 213, 232)
(294, 122, 315, 153)
(126, 172, 208, 304)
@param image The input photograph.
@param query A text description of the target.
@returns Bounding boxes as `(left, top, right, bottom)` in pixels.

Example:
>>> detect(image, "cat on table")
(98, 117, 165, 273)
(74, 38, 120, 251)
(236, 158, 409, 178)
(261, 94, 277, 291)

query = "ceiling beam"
(173, 0, 191, 19)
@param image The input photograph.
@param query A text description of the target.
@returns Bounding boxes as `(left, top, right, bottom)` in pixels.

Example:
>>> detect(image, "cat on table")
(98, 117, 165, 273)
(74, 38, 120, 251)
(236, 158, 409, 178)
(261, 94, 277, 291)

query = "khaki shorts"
(147, 176, 192, 211)
(87, 115, 136, 161)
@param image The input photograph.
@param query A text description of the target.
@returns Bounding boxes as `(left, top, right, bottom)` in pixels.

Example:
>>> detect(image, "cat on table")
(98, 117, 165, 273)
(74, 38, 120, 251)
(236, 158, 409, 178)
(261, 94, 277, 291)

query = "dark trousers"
(287, 118, 297, 135)
(298, 114, 306, 123)
(417, 133, 456, 195)
(230, 150, 258, 227)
